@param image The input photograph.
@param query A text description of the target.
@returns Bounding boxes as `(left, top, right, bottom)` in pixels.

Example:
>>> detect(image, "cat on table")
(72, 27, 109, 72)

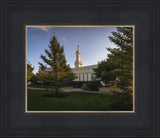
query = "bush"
(81, 83, 89, 90)
(48, 81, 101, 91)
(110, 90, 122, 95)
(71, 81, 84, 88)
(74, 81, 101, 91)
(69, 81, 101, 89)
(87, 81, 101, 91)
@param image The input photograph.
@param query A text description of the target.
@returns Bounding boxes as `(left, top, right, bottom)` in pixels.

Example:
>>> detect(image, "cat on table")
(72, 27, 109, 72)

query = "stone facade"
(72, 65, 98, 81)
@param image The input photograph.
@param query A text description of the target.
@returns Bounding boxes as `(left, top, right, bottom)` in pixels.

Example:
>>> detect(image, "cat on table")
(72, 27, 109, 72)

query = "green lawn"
(28, 84, 48, 88)
(27, 89, 132, 111)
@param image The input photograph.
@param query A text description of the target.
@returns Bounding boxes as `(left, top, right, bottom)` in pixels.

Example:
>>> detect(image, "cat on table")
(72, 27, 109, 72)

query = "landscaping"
(27, 89, 132, 111)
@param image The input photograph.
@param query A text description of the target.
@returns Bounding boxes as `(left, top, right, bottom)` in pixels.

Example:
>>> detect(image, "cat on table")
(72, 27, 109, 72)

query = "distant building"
(72, 45, 99, 81)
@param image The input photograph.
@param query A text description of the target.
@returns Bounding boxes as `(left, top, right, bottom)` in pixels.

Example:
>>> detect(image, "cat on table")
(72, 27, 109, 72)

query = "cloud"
(31, 34, 40, 39)
(33, 26, 51, 32)
(62, 37, 67, 42)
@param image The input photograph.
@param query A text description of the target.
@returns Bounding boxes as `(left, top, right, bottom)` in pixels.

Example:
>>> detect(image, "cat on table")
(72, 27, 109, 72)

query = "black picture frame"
(0, 0, 159, 137)
(25, 24, 135, 114)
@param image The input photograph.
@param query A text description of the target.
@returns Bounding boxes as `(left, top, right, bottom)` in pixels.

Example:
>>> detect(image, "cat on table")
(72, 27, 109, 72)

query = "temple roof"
(72, 64, 98, 73)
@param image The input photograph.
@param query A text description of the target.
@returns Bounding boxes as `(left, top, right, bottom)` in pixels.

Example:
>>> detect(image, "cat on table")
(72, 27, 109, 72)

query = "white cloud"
(62, 37, 67, 42)
(33, 26, 51, 32)
(31, 34, 40, 39)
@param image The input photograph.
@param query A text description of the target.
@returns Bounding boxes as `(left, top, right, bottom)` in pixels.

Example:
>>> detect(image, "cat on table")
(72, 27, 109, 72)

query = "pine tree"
(94, 27, 133, 95)
(94, 60, 117, 84)
(108, 27, 133, 95)
(38, 35, 74, 95)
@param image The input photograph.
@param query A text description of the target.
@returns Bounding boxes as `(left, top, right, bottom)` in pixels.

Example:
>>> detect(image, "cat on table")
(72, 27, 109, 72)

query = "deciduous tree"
(27, 61, 34, 82)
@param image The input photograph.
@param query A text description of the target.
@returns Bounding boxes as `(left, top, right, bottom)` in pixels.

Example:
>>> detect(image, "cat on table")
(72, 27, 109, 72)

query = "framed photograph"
(26, 25, 135, 113)
(1, 0, 159, 137)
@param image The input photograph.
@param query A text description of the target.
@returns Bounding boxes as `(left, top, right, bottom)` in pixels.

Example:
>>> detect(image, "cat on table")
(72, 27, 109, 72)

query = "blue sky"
(27, 26, 117, 74)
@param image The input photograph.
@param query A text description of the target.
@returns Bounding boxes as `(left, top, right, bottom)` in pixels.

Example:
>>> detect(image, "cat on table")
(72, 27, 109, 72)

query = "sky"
(27, 26, 117, 74)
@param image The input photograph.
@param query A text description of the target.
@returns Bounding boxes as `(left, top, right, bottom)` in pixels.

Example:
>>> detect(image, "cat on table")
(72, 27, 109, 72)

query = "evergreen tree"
(94, 27, 133, 95)
(38, 35, 74, 95)
(94, 60, 117, 84)
(108, 27, 133, 95)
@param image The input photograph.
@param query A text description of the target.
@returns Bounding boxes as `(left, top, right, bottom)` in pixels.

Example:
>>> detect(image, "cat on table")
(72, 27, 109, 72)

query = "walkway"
(27, 87, 111, 94)
(28, 87, 47, 90)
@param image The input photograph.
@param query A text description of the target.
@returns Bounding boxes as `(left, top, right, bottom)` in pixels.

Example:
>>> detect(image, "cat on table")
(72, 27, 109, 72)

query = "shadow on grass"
(43, 93, 69, 98)
(110, 103, 133, 111)
(27, 89, 133, 111)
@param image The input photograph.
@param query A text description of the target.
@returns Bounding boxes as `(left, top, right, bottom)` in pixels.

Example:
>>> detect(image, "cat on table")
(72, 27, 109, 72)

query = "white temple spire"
(74, 45, 82, 68)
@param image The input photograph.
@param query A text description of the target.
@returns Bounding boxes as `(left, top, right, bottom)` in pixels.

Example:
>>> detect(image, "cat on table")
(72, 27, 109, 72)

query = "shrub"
(110, 90, 121, 95)
(110, 85, 118, 88)
(87, 81, 101, 91)
(81, 83, 89, 90)
(70, 81, 101, 89)
(70, 81, 84, 88)
(58, 81, 101, 91)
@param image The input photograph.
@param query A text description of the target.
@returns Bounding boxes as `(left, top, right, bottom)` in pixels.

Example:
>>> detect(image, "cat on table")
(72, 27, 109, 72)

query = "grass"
(28, 84, 48, 88)
(27, 89, 132, 111)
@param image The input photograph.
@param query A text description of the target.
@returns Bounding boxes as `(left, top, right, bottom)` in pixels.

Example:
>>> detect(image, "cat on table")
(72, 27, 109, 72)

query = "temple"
(72, 45, 99, 81)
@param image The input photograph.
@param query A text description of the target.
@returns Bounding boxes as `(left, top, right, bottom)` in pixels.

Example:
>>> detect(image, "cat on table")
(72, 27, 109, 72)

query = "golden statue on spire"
(77, 45, 80, 50)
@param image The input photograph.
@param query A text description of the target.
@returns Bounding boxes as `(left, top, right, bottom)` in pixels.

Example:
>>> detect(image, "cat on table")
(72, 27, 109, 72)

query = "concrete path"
(28, 87, 47, 90)
(62, 88, 82, 92)
(28, 87, 111, 94)
(63, 88, 111, 94)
